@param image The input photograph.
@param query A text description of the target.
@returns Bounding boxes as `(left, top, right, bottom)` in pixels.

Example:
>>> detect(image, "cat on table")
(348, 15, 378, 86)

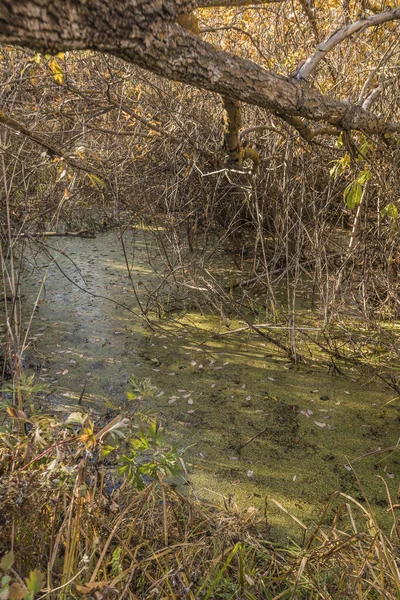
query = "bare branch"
(223, 97, 260, 168)
(297, 7, 400, 81)
(0, 109, 105, 179)
(276, 114, 339, 142)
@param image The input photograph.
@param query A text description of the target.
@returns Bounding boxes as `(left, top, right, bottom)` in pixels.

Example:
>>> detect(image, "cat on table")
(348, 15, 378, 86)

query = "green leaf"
(87, 173, 106, 188)
(329, 164, 338, 178)
(100, 445, 116, 458)
(344, 182, 363, 209)
(65, 412, 87, 426)
(381, 202, 398, 219)
(0, 552, 14, 573)
(1, 575, 12, 587)
(329, 153, 350, 179)
(111, 547, 122, 577)
(25, 570, 45, 595)
(358, 139, 371, 160)
(356, 169, 372, 185)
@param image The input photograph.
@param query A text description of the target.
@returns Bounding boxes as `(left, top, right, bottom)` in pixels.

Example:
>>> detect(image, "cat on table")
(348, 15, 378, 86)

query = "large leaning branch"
(297, 7, 400, 81)
(196, 0, 281, 6)
(0, 1, 399, 139)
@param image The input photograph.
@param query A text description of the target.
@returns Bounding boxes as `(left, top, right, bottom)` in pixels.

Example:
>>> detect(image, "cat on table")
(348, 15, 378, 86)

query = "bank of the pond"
(19, 230, 399, 540)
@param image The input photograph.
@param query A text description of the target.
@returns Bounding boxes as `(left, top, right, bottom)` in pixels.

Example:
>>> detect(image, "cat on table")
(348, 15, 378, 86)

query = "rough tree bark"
(0, 0, 399, 140)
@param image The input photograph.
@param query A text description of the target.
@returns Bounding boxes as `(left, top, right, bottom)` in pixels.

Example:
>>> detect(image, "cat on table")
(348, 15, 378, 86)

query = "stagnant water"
(15, 229, 400, 540)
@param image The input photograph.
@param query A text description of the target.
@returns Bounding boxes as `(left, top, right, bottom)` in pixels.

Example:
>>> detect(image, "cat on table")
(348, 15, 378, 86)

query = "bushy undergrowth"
(1, 383, 400, 599)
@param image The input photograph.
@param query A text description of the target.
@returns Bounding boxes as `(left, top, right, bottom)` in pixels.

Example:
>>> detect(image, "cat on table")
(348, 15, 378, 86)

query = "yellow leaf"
(6, 406, 18, 419)
(49, 59, 64, 85)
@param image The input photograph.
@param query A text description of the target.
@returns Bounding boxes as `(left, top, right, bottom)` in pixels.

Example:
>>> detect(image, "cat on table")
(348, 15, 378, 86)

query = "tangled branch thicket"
(2, 2, 400, 366)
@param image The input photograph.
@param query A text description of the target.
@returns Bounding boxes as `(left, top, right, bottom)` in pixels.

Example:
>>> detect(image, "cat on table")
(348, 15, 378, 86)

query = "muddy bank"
(19, 230, 399, 540)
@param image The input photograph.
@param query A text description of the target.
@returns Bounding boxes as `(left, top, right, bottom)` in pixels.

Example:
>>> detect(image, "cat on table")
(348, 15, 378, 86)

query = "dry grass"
(1, 434, 400, 599)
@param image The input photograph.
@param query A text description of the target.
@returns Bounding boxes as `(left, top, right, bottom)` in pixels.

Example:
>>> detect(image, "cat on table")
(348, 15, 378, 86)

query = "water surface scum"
(19, 230, 399, 540)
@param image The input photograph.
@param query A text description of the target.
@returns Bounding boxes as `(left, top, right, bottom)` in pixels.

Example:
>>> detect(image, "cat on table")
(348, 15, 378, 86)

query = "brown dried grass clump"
(2, 456, 400, 599)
